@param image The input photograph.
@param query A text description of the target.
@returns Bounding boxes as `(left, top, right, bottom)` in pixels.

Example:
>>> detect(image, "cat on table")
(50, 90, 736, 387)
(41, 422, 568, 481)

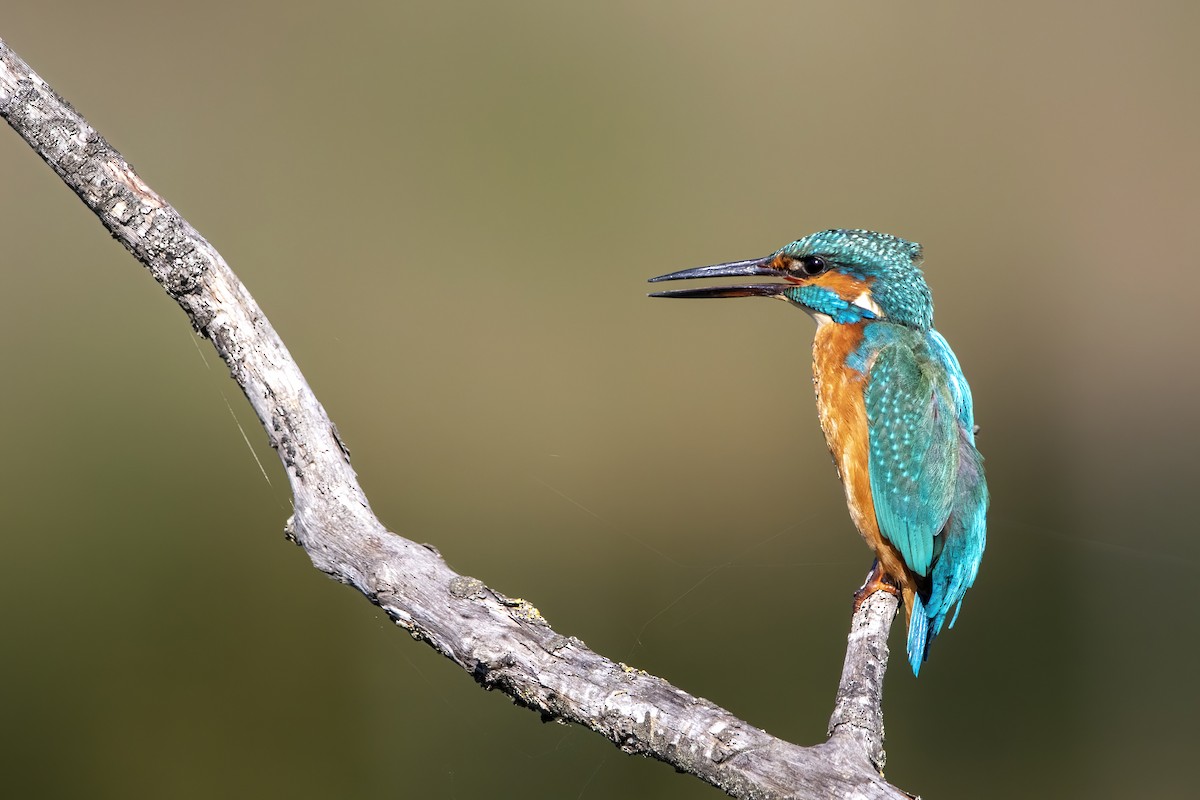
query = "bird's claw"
(853, 561, 901, 612)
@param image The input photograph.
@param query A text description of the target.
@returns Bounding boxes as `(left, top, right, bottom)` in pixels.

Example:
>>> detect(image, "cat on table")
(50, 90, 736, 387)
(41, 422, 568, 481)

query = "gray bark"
(1, 38, 911, 800)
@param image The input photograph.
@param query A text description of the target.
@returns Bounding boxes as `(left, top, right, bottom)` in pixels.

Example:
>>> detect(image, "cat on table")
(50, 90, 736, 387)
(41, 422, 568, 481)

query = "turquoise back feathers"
(855, 323, 988, 673)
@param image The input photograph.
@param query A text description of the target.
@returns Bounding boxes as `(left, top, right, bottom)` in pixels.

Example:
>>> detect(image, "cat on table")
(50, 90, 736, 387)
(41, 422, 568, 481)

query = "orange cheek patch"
(810, 271, 872, 301)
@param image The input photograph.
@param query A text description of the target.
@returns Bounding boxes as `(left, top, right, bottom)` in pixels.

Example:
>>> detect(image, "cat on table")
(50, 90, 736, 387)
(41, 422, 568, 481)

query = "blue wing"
(864, 327, 988, 674)
(864, 337, 959, 578)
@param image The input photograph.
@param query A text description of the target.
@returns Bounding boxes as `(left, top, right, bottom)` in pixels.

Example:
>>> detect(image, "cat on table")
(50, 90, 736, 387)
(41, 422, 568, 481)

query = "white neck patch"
(852, 292, 885, 319)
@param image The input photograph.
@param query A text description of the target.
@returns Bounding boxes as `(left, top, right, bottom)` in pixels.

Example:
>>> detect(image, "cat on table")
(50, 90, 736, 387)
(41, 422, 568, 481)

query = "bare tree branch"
(1, 39, 911, 799)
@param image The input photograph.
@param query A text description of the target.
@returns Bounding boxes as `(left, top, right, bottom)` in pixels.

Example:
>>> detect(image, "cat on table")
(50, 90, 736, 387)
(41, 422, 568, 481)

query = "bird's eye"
(796, 255, 828, 276)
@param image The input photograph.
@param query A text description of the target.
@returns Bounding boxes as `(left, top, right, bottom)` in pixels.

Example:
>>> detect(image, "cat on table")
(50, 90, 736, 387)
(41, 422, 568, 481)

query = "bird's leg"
(853, 560, 901, 612)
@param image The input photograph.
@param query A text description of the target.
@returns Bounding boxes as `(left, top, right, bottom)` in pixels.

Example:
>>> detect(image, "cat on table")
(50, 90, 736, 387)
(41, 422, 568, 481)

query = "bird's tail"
(906, 593, 934, 676)
(907, 591, 959, 676)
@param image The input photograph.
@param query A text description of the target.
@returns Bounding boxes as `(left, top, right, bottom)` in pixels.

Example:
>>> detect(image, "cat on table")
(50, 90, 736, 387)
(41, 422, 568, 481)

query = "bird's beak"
(647, 255, 791, 299)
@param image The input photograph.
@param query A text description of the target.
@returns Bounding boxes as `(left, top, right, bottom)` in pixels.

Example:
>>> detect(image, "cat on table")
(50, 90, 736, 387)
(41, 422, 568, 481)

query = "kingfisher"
(649, 230, 988, 675)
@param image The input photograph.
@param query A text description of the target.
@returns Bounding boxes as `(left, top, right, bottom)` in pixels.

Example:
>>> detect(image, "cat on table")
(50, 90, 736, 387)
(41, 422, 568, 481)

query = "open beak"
(647, 255, 791, 299)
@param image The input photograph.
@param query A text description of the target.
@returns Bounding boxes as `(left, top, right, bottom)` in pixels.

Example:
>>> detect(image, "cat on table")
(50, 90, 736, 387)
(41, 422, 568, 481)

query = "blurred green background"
(3, 2, 1197, 797)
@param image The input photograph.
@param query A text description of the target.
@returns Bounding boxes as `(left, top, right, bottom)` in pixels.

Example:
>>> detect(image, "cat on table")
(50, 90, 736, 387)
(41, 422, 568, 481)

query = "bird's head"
(649, 229, 933, 330)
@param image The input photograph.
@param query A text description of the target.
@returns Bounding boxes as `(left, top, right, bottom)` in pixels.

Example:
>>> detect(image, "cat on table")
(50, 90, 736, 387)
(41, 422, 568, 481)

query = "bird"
(648, 229, 987, 675)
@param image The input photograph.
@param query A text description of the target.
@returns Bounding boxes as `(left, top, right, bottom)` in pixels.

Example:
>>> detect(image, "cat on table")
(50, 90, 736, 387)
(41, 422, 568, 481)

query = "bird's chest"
(811, 323, 870, 462)
(810, 323, 879, 544)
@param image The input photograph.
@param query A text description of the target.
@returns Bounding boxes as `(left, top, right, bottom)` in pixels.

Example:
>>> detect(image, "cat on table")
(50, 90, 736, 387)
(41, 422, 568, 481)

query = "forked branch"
(1, 39, 909, 799)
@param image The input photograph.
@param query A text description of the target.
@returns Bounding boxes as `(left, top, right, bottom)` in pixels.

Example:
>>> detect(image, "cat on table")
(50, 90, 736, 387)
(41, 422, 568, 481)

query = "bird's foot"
(853, 560, 900, 612)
